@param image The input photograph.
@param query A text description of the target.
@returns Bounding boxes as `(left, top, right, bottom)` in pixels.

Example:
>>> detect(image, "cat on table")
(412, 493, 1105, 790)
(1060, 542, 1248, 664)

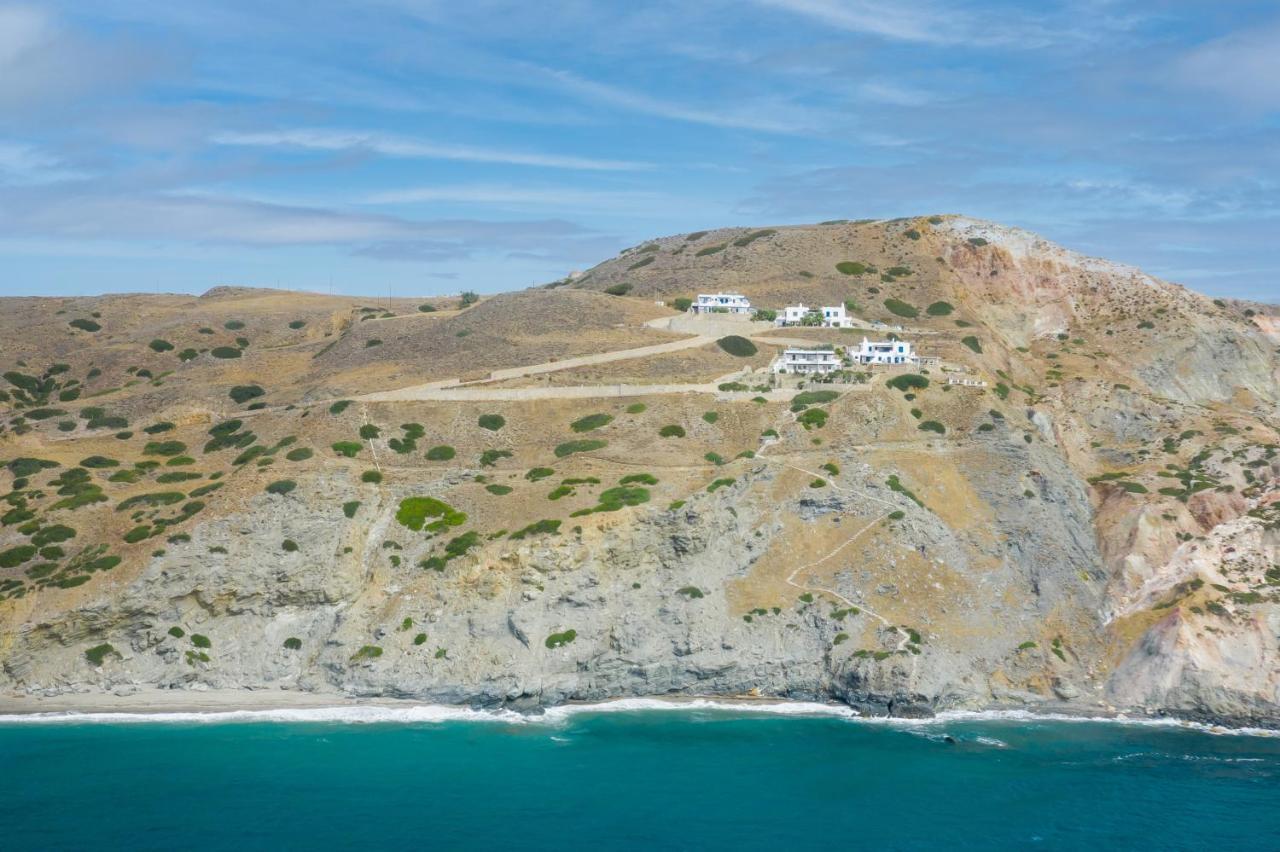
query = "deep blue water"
(2, 709, 1278, 851)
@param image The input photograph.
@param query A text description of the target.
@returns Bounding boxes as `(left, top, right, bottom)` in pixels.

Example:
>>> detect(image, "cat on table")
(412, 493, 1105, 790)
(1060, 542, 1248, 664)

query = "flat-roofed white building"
(777, 304, 853, 328)
(852, 337, 914, 365)
(691, 293, 752, 314)
(771, 347, 842, 375)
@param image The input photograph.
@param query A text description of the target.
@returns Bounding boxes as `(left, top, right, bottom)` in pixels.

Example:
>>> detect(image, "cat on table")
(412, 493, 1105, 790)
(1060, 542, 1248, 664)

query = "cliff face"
(1, 216, 1277, 724)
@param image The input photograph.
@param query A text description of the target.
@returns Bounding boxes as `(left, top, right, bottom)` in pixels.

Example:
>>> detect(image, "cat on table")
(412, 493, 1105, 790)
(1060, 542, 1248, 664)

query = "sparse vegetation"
(716, 336, 757, 357)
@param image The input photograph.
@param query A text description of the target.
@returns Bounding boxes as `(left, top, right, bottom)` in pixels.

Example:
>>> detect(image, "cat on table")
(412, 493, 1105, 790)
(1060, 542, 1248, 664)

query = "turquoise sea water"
(2, 707, 1278, 851)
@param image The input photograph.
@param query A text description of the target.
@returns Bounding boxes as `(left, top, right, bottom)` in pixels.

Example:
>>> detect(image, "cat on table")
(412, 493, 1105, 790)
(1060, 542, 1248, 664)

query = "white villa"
(851, 337, 915, 365)
(771, 347, 842, 375)
(691, 293, 752, 314)
(777, 304, 853, 328)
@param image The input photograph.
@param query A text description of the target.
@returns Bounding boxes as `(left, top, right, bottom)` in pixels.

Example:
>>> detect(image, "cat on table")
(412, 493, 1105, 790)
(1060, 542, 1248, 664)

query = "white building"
(777, 304, 853, 328)
(772, 347, 842, 375)
(851, 337, 915, 365)
(691, 293, 752, 314)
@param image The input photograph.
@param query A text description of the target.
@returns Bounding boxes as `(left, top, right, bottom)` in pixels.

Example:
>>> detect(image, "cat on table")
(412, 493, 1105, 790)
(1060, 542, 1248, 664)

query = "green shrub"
(479, 449, 512, 467)
(918, 420, 945, 434)
(888, 510, 905, 520)
(883, 298, 918, 318)
(526, 467, 554, 481)
(229, 385, 265, 404)
(510, 519, 561, 540)
(365, 339, 383, 348)
(286, 447, 313, 462)
(545, 629, 577, 649)
(677, 586, 705, 599)
(836, 261, 870, 276)
(797, 408, 828, 429)
(696, 243, 726, 256)
(716, 335, 757, 357)
(358, 424, 380, 440)
(702, 411, 719, 424)
(284, 637, 302, 650)
(210, 347, 241, 359)
(620, 473, 658, 485)
(418, 303, 436, 313)
(659, 424, 686, 438)
(925, 302, 953, 316)
(886, 374, 929, 392)
(734, 228, 776, 247)
(605, 282, 633, 295)
(413, 633, 427, 645)
(554, 439, 605, 458)
(961, 336, 982, 353)
(265, 480, 297, 495)
(352, 645, 382, 660)
(329, 400, 352, 415)
(886, 474, 923, 508)
(967, 237, 988, 246)
(485, 484, 513, 495)
(0, 545, 37, 568)
(361, 470, 383, 484)
(571, 413, 613, 433)
(144, 440, 187, 457)
(70, 318, 101, 332)
(792, 390, 839, 406)
(282, 539, 299, 552)
(478, 414, 505, 431)
(396, 497, 466, 532)
(332, 441, 362, 458)
(80, 455, 119, 468)
(425, 445, 456, 461)
(625, 403, 647, 414)
(149, 339, 175, 352)
(342, 501, 360, 518)
(707, 477, 735, 493)
(143, 421, 175, 434)
(85, 643, 116, 665)
(810, 478, 827, 488)
(672, 297, 693, 312)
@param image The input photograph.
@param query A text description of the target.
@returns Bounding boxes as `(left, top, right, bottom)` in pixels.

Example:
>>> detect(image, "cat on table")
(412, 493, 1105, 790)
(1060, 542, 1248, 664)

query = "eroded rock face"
(1, 216, 1276, 725)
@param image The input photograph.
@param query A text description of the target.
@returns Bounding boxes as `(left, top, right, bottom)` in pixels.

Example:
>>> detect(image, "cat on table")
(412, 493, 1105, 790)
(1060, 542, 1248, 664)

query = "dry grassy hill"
(1, 219, 1278, 726)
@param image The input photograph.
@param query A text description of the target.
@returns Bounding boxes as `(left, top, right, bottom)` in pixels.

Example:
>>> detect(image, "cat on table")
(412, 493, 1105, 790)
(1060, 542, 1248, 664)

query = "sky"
(0, 1, 1277, 301)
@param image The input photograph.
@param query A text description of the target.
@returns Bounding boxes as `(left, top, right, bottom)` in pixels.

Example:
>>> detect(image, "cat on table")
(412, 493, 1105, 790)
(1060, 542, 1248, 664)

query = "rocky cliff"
(1, 216, 1276, 725)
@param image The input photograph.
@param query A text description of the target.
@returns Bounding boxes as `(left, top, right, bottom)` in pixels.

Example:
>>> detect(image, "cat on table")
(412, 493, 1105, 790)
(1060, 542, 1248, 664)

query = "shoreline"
(1, 688, 1276, 736)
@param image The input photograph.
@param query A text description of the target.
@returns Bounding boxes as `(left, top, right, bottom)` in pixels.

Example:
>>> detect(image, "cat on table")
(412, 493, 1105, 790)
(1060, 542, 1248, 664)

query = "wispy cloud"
(212, 129, 649, 171)
(1174, 19, 1280, 109)
(749, 0, 977, 45)
(536, 67, 823, 133)
(0, 141, 85, 184)
(362, 183, 664, 210)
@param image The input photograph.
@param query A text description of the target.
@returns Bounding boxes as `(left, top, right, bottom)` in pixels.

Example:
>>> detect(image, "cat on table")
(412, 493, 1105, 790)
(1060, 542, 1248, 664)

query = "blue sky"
(1, 1, 1277, 300)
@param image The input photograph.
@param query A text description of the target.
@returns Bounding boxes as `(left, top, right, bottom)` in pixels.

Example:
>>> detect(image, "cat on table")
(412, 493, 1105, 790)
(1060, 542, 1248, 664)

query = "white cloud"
(749, 0, 967, 44)
(362, 183, 663, 209)
(0, 141, 84, 184)
(1175, 21, 1280, 109)
(537, 67, 820, 133)
(212, 128, 648, 171)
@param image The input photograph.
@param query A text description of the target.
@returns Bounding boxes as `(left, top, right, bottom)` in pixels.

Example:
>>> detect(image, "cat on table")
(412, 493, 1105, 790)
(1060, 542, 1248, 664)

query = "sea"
(1, 700, 1278, 851)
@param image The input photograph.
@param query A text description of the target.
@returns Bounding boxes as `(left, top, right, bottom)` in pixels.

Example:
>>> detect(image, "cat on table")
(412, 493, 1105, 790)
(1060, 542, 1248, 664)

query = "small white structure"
(772, 347, 842, 375)
(777, 304, 853, 328)
(691, 293, 752, 314)
(852, 337, 914, 365)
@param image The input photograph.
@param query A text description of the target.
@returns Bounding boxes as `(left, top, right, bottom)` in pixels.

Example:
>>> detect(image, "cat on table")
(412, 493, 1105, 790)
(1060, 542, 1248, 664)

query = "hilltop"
(1, 216, 1277, 726)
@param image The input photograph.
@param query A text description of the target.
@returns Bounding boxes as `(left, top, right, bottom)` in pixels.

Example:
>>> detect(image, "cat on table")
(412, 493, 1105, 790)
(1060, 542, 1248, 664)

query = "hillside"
(1, 217, 1278, 726)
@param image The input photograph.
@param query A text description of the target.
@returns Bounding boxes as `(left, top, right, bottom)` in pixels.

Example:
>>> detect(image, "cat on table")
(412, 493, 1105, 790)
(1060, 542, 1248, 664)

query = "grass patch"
(886, 474, 923, 508)
(85, 644, 116, 665)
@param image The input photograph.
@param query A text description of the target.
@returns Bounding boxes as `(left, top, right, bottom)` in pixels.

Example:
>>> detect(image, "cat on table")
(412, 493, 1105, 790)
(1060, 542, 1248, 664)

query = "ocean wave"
(0, 698, 1276, 737)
